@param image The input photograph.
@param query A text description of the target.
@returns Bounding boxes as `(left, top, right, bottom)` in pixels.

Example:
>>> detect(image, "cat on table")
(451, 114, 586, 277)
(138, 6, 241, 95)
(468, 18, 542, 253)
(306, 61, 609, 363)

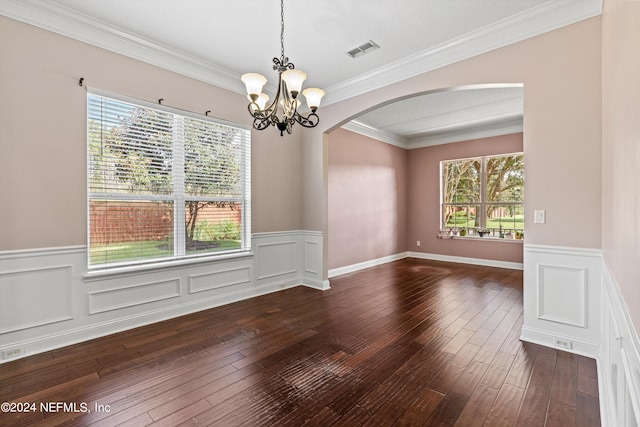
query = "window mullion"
(241, 131, 251, 250)
(173, 115, 186, 257)
(480, 158, 487, 229)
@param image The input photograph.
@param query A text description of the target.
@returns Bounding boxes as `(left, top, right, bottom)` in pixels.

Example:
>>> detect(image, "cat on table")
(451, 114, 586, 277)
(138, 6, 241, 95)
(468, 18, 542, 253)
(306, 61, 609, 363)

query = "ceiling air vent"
(346, 40, 380, 58)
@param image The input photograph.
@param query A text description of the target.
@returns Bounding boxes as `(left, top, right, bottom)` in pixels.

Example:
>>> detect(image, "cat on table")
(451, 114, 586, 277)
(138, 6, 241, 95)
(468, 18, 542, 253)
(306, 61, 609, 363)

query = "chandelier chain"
(280, 0, 285, 61)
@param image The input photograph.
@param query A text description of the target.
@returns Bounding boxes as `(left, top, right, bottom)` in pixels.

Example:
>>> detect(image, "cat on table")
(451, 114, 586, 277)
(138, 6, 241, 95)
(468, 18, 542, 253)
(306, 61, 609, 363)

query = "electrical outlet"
(2, 347, 25, 359)
(416, 241, 421, 247)
(553, 337, 572, 350)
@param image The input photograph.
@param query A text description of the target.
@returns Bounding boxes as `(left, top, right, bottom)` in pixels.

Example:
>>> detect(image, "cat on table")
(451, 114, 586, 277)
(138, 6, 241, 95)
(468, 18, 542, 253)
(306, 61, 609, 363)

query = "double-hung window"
(441, 153, 524, 238)
(87, 90, 251, 268)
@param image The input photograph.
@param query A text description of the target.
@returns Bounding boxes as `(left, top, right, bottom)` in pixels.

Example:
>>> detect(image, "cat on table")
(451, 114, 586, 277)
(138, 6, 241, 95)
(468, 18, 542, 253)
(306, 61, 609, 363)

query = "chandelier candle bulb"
(240, 73, 267, 100)
(281, 69, 307, 97)
(255, 93, 270, 110)
(303, 88, 325, 112)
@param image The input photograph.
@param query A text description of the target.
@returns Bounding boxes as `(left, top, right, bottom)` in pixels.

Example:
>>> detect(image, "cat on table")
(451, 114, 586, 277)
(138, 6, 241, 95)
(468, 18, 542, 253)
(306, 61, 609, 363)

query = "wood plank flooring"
(0, 258, 601, 426)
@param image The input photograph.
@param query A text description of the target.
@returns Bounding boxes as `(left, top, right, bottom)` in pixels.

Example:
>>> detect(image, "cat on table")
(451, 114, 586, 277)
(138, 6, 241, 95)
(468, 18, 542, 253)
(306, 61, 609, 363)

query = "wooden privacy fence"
(90, 201, 241, 245)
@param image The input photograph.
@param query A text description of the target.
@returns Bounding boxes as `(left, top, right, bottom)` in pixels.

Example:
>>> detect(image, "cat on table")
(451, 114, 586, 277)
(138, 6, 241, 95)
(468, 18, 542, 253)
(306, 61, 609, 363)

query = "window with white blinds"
(87, 91, 251, 268)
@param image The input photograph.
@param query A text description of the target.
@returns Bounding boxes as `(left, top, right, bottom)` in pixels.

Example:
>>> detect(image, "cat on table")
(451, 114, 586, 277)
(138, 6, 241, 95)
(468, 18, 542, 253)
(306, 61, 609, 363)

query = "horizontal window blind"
(87, 92, 251, 268)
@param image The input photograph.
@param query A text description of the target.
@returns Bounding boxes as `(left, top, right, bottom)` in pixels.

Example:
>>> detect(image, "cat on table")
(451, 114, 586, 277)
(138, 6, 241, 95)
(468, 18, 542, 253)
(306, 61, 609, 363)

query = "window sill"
(84, 250, 254, 281)
(436, 235, 524, 243)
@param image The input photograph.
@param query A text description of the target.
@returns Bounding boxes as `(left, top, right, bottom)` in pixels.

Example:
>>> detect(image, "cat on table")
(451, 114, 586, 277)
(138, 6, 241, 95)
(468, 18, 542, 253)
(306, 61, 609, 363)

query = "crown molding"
(323, 0, 602, 105)
(0, 0, 245, 95)
(341, 121, 409, 149)
(342, 117, 523, 150)
(406, 118, 523, 149)
(1, 0, 601, 106)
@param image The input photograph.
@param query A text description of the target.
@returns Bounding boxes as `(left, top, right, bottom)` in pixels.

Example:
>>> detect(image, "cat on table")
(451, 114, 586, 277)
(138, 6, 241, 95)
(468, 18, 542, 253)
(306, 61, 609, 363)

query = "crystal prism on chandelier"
(241, 0, 325, 136)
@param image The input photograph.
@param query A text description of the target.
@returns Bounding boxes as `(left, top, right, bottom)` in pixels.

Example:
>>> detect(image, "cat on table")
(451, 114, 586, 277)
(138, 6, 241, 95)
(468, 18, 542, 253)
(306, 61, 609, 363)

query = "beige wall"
(407, 133, 524, 264)
(328, 128, 408, 269)
(602, 0, 640, 331)
(0, 17, 302, 251)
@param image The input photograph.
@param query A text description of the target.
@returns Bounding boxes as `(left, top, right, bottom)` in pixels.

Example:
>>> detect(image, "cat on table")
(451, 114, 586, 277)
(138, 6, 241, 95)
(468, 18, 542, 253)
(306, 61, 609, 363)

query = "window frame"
(86, 88, 251, 271)
(440, 152, 524, 238)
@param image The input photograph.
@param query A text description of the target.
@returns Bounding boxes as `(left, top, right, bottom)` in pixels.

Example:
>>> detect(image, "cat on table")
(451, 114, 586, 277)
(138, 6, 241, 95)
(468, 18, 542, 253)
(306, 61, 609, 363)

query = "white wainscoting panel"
(0, 231, 327, 363)
(537, 264, 586, 327)
(600, 262, 640, 427)
(300, 231, 329, 290)
(304, 241, 319, 274)
(89, 279, 181, 314)
(522, 244, 601, 358)
(0, 265, 73, 334)
(255, 238, 298, 280)
(189, 266, 252, 294)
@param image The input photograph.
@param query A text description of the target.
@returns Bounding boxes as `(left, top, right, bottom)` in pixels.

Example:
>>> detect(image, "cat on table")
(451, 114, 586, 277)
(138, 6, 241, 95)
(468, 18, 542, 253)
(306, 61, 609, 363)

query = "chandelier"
(241, 0, 325, 136)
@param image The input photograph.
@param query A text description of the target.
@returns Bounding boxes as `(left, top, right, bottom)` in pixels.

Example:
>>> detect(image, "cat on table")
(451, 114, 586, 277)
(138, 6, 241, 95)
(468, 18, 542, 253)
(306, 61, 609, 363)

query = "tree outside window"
(88, 93, 250, 267)
(442, 154, 524, 238)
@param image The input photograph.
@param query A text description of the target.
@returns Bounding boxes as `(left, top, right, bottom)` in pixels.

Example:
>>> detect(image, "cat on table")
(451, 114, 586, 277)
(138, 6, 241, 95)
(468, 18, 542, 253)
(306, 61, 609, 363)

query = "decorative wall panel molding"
(0, 265, 73, 334)
(300, 231, 329, 290)
(522, 244, 601, 358)
(189, 267, 252, 294)
(536, 264, 586, 327)
(88, 279, 181, 314)
(256, 240, 298, 280)
(304, 241, 320, 274)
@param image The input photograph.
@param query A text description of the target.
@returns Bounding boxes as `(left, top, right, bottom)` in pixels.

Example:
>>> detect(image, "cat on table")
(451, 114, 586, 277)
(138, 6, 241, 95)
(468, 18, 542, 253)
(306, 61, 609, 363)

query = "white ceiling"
(345, 85, 525, 148)
(1, 0, 601, 145)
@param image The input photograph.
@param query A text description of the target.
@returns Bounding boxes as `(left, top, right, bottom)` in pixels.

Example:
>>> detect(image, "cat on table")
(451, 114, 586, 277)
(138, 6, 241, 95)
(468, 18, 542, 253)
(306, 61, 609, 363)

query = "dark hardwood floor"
(0, 258, 600, 426)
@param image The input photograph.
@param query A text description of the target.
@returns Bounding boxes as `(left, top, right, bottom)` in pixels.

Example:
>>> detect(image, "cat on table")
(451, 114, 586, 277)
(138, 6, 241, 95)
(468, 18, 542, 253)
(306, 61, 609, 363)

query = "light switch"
(534, 209, 546, 224)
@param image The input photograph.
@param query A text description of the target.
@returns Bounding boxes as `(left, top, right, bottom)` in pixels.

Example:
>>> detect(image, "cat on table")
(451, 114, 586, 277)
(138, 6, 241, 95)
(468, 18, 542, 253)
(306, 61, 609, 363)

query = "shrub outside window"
(87, 90, 251, 268)
(441, 153, 524, 238)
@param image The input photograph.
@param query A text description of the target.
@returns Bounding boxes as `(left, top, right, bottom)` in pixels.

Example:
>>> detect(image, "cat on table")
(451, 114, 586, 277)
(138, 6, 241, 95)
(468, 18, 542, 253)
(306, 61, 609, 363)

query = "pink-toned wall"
(327, 130, 523, 270)
(602, 0, 640, 331)
(328, 128, 408, 269)
(0, 17, 302, 251)
(304, 16, 602, 278)
(305, 17, 602, 240)
(408, 133, 524, 264)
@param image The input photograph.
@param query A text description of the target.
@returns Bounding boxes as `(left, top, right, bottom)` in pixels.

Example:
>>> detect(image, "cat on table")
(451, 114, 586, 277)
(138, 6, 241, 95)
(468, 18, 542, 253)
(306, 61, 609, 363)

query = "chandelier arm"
(252, 117, 272, 131)
(292, 111, 320, 128)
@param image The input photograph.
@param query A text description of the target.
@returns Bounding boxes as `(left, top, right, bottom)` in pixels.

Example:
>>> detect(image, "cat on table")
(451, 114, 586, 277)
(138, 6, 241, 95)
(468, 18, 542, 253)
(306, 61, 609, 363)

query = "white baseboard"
(328, 251, 523, 279)
(302, 278, 331, 291)
(408, 251, 524, 270)
(520, 325, 599, 359)
(328, 252, 409, 278)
